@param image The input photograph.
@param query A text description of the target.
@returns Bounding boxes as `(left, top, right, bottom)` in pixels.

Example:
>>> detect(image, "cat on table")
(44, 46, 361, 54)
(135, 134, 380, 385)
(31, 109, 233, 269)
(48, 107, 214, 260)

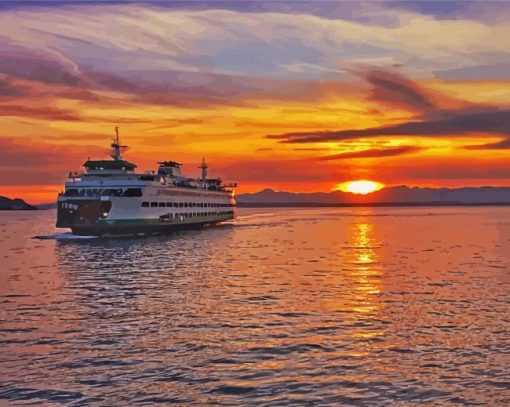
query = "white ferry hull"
(57, 186, 236, 236)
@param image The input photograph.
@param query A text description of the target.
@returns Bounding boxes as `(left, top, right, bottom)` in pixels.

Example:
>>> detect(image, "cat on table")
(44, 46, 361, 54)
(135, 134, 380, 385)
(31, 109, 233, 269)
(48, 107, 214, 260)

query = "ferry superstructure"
(56, 128, 236, 236)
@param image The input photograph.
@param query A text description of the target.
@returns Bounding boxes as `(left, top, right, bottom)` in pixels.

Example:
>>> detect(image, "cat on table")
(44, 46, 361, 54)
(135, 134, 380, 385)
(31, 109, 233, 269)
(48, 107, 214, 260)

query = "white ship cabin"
(83, 159, 137, 176)
(61, 128, 236, 200)
(157, 161, 183, 178)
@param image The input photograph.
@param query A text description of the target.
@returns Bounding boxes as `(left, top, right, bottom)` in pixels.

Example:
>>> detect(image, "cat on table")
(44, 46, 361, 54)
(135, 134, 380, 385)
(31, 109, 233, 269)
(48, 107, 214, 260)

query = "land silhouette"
(236, 186, 510, 207)
(0, 196, 37, 210)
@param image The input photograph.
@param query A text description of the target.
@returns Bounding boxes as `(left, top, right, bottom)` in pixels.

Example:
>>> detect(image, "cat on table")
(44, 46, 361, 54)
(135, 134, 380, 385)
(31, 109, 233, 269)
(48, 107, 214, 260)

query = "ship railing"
(68, 171, 83, 180)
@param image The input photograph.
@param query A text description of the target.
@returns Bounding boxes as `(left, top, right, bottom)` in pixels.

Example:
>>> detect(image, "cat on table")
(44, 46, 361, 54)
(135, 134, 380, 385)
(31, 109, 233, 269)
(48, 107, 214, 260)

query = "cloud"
(0, 41, 81, 85)
(214, 159, 354, 184)
(0, 76, 23, 97)
(377, 157, 510, 181)
(0, 3, 509, 112)
(0, 3, 509, 86)
(318, 145, 421, 160)
(357, 68, 437, 114)
(435, 63, 510, 81)
(0, 104, 81, 121)
(464, 138, 510, 150)
(84, 69, 356, 107)
(269, 109, 510, 144)
(0, 138, 104, 185)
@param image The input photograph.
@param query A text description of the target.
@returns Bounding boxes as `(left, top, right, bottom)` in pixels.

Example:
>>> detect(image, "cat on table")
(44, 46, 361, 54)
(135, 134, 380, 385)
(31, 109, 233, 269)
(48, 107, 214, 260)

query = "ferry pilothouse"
(57, 128, 237, 236)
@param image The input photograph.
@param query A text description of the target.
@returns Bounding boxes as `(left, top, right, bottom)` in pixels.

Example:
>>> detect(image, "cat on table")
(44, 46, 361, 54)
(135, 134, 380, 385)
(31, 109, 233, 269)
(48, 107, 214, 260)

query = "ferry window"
(141, 202, 149, 207)
(151, 202, 158, 207)
(184, 202, 188, 208)
(126, 188, 142, 197)
(179, 202, 183, 208)
(173, 202, 178, 208)
(159, 202, 165, 207)
(166, 202, 172, 207)
(64, 189, 78, 196)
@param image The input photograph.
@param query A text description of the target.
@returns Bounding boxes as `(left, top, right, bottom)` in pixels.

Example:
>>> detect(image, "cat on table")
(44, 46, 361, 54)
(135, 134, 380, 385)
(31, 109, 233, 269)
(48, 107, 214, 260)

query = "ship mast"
(199, 158, 208, 185)
(111, 126, 126, 161)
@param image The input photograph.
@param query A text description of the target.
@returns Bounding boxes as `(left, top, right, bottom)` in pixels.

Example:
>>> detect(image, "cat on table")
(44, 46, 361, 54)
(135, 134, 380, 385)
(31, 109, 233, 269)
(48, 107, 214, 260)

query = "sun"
(334, 180, 384, 195)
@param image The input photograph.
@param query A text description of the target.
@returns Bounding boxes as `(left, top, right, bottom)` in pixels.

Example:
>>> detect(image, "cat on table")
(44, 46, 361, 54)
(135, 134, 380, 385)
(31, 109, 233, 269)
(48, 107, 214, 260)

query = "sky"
(1, 0, 510, 203)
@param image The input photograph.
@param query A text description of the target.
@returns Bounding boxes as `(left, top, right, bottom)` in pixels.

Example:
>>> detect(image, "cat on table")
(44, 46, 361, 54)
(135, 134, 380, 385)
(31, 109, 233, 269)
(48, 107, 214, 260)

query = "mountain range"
(236, 186, 510, 206)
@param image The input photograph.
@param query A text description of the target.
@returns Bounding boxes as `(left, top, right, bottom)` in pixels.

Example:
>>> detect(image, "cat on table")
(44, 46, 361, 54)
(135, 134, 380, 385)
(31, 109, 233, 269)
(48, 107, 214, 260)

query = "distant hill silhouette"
(0, 196, 37, 210)
(237, 186, 510, 206)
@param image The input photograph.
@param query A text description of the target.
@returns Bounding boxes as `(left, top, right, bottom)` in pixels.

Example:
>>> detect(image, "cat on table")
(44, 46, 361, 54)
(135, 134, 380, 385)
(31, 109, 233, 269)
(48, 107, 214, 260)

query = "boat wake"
(33, 233, 98, 240)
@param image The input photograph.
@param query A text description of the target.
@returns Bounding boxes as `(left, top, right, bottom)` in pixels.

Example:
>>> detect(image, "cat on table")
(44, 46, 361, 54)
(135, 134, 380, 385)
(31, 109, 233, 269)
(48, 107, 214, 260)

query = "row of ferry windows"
(141, 202, 234, 208)
(64, 188, 226, 199)
(162, 211, 233, 219)
(64, 188, 142, 197)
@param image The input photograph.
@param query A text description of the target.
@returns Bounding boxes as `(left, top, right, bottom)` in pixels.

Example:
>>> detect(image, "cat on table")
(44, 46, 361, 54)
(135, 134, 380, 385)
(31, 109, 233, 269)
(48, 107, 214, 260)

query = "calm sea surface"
(0, 207, 509, 406)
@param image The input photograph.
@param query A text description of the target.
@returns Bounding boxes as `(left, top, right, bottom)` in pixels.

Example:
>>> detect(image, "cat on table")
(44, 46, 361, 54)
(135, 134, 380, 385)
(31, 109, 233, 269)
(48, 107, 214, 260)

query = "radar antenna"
(111, 126, 126, 160)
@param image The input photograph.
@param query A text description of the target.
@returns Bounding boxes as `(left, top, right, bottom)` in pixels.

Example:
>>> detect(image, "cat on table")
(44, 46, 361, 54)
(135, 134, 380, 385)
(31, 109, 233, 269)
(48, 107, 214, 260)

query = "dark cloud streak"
(318, 145, 420, 160)
(269, 109, 510, 146)
(360, 68, 437, 114)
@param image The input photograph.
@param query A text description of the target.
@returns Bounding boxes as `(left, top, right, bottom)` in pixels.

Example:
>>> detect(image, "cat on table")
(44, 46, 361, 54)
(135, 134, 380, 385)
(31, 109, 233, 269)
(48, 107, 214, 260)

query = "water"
(1, 207, 509, 405)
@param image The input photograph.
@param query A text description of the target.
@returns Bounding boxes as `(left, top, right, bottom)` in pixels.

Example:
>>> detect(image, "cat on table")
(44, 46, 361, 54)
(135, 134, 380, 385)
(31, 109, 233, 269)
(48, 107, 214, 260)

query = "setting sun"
(335, 180, 385, 195)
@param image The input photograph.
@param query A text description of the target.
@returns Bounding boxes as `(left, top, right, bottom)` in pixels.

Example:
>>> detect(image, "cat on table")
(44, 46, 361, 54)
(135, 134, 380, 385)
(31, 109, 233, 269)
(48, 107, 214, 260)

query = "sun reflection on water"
(342, 218, 384, 340)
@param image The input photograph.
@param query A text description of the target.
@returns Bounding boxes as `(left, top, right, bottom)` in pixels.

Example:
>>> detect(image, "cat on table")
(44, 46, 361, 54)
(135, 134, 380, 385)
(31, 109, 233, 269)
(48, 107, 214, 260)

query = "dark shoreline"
(237, 202, 510, 208)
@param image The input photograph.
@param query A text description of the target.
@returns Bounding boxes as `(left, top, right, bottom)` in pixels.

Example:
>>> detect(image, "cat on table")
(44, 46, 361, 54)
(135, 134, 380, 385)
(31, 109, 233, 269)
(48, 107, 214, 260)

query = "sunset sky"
(1, 0, 510, 203)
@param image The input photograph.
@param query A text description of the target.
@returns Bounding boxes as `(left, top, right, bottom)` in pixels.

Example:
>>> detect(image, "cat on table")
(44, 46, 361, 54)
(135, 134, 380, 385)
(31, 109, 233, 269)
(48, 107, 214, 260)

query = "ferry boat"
(56, 128, 237, 236)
